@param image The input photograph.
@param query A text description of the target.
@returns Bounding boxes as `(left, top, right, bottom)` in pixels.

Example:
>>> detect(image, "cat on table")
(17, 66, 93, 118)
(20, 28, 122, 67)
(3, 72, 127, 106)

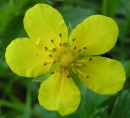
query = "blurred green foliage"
(0, 0, 130, 118)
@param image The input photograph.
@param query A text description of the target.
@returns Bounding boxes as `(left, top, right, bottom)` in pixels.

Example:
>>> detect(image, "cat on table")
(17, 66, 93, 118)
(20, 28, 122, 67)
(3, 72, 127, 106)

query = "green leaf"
(75, 0, 102, 11)
(76, 86, 108, 118)
(88, 106, 109, 118)
(124, 60, 130, 78)
(102, 0, 119, 18)
(0, 100, 23, 111)
(59, 5, 95, 28)
(2, 14, 27, 55)
(118, 0, 130, 42)
(0, 59, 8, 77)
(109, 90, 130, 118)
(24, 88, 31, 118)
(122, 60, 130, 89)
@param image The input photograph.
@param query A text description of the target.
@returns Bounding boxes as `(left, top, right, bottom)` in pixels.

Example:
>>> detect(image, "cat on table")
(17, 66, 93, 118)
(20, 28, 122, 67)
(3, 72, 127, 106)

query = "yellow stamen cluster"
(60, 52, 74, 68)
(43, 35, 91, 78)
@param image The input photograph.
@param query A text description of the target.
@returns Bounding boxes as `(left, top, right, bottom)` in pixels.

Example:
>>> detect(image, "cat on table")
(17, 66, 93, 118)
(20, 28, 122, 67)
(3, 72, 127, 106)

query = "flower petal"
(24, 3, 68, 49)
(38, 72, 80, 116)
(78, 57, 126, 94)
(5, 38, 53, 77)
(69, 15, 119, 55)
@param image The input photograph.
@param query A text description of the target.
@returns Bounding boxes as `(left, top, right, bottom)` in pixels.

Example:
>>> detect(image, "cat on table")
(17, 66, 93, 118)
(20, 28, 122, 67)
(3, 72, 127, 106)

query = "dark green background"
(0, 0, 130, 118)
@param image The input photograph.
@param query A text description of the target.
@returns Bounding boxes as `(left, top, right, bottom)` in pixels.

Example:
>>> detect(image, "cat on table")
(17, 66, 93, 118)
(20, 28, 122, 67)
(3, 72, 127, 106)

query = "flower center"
(43, 38, 92, 78)
(60, 52, 74, 68)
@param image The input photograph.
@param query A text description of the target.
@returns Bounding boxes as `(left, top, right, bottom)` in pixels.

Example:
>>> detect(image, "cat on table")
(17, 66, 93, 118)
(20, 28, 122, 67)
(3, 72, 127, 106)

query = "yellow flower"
(5, 3, 126, 116)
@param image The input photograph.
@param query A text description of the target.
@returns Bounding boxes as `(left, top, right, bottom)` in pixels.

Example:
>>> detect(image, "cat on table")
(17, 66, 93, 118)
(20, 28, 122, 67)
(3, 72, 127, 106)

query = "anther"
(49, 54, 53, 57)
(78, 50, 81, 53)
(89, 58, 92, 61)
(44, 62, 48, 66)
(45, 47, 48, 51)
(72, 38, 76, 42)
(67, 75, 70, 78)
(59, 43, 62, 46)
(82, 63, 86, 66)
(51, 72, 54, 74)
(86, 75, 89, 78)
(51, 39, 54, 43)
(53, 60, 57, 64)
(63, 43, 66, 47)
(74, 47, 76, 50)
(83, 47, 87, 49)
(53, 48, 57, 51)
(59, 34, 62, 37)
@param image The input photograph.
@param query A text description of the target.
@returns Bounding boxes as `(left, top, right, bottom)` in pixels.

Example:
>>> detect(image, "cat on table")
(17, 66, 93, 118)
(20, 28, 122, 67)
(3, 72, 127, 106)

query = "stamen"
(72, 68, 78, 75)
(51, 72, 54, 75)
(44, 62, 48, 66)
(63, 43, 66, 47)
(70, 63, 74, 67)
(49, 54, 53, 57)
(66, 70, 69, 75)
(59, 33, 62, 37)
(86, 75, 89, 78)
(51, 39, 60, 50)
(75, 63, 86, 66)
(83, 47, 87, 49)
(51, 39, 54, 43)
(53, 60, 57, 64)
(89, 58, 92, 61)
(74, 46, 76, 50)
(53, 48, 57, 51)
(75, 63, 83, 66)
(45, 47, 48, 51)
(65, 70, 70, 78)
(60, 68, 64, 73)
(82, 63, 86, 66)
(44, 61, 54, 66)
(78, 50, 81, 53)
(72, 38, 76, 42)
(71, 38, 76, 50)
(75, 68, 87, 78)
(76, 60, 88, 63)
(67, 75, 70, 78)
(59, 43, 62, 46)
(72, 68, 78, 74)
